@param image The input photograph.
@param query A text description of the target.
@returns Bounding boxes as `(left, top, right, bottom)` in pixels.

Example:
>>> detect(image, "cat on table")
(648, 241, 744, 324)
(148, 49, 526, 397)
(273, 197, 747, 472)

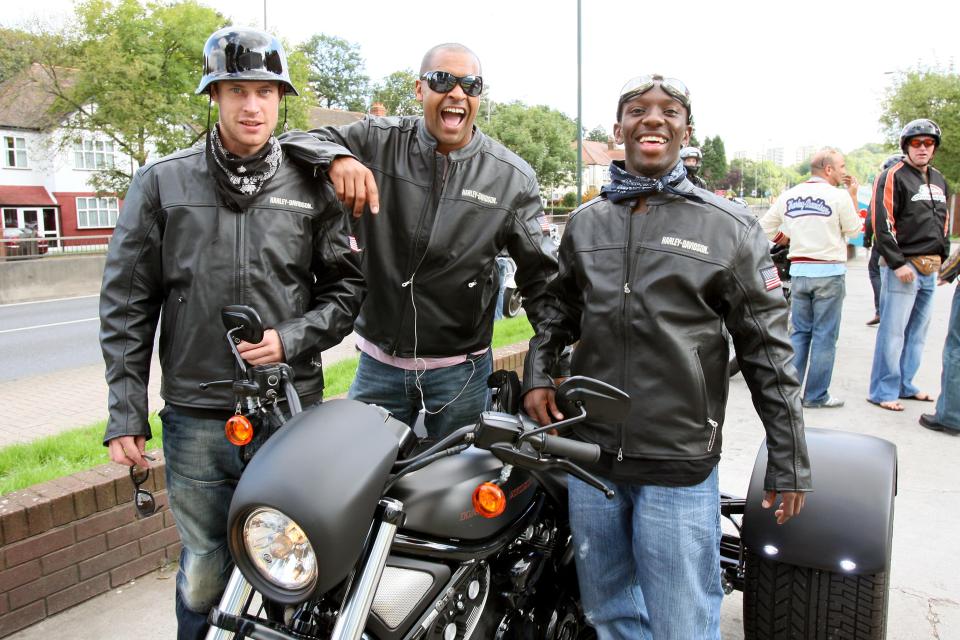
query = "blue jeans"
(568, 468, 722, 640)
(868, 247, 882, 314)
(789, 275, 845, 404)
(160, 406, 246, 640)
(934, 285, 960, 429)
(868, 265, 937, 402)
(348, 350, 493, 440)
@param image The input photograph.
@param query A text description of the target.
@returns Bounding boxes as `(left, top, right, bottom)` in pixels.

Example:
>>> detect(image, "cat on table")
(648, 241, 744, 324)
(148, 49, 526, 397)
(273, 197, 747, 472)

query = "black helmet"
(898, 118, 940, 151)
(881, 153, 904, 171)
(196, 26, 299, 96)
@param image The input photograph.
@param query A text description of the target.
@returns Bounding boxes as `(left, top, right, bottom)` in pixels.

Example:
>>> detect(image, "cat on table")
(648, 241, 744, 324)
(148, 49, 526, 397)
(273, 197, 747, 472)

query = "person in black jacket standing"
(864, 153, 906, 326)
(99, 28, 364, 639)
(280, 43, 558, 440)
(522, 75, 810, 640)
(868, 119, 950, 412)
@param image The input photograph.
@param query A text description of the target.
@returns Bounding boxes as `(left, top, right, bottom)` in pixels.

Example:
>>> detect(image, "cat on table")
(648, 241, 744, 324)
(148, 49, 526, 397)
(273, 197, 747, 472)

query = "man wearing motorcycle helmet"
(522, 74, 810, 640)
(680, 145, 707, 188)
(99, 27, 364, 639)
(868, 118, 951, 412)
(864, 153, 905, 326)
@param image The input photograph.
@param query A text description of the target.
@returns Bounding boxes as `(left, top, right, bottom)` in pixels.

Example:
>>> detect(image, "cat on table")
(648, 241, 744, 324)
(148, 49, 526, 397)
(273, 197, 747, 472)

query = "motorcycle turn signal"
(225, 414, 254, 446)
(472, 482, 507, 518)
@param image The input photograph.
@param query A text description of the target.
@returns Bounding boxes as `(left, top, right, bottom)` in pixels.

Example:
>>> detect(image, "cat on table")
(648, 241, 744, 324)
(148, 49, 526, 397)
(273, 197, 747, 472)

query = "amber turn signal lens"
(225, 414, 254, 446)
(472, 482, 507, 518)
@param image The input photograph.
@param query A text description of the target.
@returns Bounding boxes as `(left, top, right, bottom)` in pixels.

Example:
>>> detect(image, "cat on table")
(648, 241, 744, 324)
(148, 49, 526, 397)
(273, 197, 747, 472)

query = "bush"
(561, 191, 577, 208)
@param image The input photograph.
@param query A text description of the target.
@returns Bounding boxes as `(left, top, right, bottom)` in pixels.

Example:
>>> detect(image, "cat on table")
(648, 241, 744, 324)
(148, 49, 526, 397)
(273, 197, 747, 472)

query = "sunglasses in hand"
(130, 454, 157, 518)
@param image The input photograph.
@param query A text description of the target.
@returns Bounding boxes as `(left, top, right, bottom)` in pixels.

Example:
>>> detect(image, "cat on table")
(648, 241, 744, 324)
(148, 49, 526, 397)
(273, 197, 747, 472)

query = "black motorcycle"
(205, 305, 897, 640)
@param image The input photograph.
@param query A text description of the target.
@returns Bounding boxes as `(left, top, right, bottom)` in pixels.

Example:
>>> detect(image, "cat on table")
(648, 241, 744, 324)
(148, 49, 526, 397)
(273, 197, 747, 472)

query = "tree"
(298, 34, 369, 112)
(480, 101, 577, 192)
(586, 125, 608, 142)
(370, 69, 421, 116)
(35, 0, 225, 196)
(701, 136, 728, 187)
(0, 28, 57, 85)
(881, 69, 960, 190)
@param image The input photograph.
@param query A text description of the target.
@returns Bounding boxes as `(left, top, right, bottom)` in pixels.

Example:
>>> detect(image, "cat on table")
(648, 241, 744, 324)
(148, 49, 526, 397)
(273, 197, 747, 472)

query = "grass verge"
(0, 316, 534, 495)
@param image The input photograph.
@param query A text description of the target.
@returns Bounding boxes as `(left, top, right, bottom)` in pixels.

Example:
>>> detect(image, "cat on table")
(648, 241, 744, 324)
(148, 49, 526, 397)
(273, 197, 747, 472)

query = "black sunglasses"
(130, 456, 157, 518)
(420, 71, 483, 97)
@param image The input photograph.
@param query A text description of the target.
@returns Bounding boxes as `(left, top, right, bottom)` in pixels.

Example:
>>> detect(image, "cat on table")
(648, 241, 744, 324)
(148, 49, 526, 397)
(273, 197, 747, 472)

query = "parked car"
(2, 226, 48, 259)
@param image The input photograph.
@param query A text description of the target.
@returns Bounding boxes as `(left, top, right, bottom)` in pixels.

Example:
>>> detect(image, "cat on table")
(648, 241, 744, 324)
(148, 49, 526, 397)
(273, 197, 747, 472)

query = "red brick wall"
(0, 343, 530, 637)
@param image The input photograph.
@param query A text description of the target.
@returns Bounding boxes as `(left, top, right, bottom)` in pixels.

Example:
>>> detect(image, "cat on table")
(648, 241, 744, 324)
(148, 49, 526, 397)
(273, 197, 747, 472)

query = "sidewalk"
(0, 336, 358, 448)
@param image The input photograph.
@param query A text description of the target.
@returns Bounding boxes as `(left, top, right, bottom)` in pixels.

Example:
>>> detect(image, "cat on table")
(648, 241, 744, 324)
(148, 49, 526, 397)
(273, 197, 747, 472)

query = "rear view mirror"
(221, 305, 264, 345)
(556, 376, 630, 424)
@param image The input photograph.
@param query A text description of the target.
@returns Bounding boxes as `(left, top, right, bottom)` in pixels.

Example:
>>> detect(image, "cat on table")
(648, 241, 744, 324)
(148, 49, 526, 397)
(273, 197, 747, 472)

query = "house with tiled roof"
(580, 139, 624, 192)
(0, 63, 135, 248)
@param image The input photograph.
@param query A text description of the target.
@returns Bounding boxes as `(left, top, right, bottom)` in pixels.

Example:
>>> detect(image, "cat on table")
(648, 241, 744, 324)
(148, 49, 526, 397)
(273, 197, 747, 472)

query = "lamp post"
(576, 0, 583, 204)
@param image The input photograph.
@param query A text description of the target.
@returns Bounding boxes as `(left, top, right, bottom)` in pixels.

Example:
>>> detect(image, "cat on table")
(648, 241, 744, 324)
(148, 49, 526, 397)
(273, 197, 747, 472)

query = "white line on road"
(0, 317, 99, 334)
(0, 294, 99, 308)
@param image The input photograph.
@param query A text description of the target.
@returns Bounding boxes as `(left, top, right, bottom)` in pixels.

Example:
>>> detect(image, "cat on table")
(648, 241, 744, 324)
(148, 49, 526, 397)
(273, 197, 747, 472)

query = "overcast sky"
(5, 0, 960, 157)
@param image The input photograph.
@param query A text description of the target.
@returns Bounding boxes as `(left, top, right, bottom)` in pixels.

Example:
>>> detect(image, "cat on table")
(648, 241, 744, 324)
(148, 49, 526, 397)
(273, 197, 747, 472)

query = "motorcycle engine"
(422, 563, 491, 640)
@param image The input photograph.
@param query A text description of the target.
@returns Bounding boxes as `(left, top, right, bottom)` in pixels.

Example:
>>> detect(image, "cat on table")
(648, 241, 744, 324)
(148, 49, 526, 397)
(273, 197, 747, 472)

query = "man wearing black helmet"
(680, 145, 707, 188)
(863, 153, 905, 326)
(522, 74, 810, 639)
(868, 118, 950, 412)
(99, 27, 365, 639)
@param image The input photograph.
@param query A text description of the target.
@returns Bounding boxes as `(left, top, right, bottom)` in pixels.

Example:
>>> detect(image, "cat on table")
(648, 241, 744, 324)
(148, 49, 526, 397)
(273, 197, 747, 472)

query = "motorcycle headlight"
(243, 507, 318, 591)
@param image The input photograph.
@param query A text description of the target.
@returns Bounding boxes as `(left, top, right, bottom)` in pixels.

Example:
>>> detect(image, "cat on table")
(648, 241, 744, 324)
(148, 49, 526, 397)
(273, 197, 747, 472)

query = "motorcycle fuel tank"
(388, 447, 538, 540)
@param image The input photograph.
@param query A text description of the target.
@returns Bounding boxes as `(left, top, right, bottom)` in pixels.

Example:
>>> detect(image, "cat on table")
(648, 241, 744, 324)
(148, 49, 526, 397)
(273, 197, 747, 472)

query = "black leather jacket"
(280, 118, 558, 358)
(524, 184, 812, 492)
(100, 145, 365, 443)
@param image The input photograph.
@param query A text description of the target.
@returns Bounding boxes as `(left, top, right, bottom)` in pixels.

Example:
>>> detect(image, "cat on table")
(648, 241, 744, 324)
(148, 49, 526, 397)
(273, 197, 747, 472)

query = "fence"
(0, 236, 111, 262)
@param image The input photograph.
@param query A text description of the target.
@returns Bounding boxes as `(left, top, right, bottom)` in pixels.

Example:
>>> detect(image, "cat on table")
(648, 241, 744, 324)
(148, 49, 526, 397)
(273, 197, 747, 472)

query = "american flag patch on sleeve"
(348, 236, 362, 253)
(760, 265, 781, 290)
(537, 215, 550, 232)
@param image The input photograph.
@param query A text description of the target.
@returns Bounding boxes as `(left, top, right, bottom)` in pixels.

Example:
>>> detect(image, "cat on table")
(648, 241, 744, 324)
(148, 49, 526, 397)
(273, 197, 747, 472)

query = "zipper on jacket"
(235, 211, 244, 304)
(618, 208, 634, 460)
(707, 418, 719, 452)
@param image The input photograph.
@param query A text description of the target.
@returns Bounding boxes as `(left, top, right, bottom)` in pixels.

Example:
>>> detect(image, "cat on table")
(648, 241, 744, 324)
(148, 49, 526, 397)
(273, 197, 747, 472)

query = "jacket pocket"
(690, 347, 718, 451)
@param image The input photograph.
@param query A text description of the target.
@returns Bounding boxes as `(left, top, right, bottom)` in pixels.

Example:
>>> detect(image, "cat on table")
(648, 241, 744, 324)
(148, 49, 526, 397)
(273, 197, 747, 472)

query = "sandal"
(900, 392, 935, 402)
(868, 399, 904, 412)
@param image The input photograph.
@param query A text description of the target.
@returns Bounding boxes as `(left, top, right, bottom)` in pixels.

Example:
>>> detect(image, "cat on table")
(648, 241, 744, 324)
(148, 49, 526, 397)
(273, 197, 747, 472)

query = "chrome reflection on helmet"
(243, 507, 317, 591)
(196, 26, 299, 96)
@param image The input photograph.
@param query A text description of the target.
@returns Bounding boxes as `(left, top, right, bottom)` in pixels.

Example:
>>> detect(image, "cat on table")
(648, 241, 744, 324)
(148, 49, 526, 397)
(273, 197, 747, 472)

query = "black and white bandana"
(601, 159, 689, 203)
(206, 125, 282, 211)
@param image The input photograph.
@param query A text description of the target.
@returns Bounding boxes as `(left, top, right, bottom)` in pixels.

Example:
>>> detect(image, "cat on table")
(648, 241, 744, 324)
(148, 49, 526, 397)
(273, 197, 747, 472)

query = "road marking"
(0, 317, 99, 334)
(0, 294, 99, 308)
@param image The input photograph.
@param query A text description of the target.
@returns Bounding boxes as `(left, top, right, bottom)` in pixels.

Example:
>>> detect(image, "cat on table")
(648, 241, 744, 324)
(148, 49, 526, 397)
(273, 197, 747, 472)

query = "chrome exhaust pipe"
(331, 498, 405, 640)
(204, 567, 253, 640)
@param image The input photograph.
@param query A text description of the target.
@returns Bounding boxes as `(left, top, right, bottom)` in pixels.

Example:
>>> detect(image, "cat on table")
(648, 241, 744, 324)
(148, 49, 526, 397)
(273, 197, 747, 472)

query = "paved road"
(0, 295, 101, 382)
(7, 252, 960, 639)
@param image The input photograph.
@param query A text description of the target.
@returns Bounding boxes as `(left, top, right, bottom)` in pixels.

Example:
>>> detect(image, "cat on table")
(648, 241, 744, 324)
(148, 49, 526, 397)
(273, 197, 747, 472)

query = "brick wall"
(0, 343, 530, 637)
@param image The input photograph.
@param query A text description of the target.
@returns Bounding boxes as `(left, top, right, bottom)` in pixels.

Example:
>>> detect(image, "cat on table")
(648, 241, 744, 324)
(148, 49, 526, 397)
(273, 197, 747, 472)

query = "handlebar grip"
(532, 434, 601, 464)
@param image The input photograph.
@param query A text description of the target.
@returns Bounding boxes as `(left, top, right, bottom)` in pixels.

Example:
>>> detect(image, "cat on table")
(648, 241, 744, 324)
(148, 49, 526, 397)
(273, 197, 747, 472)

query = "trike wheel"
(743, 549, 888, 639)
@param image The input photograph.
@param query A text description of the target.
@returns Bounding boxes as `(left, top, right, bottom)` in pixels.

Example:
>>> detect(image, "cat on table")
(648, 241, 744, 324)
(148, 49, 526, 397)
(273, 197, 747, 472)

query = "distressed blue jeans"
(789, 275, 845, 404)
(868, 265, 937, 403)
(933, 284, 960, 429)
(348, 350, 492, 440)
(568, 468, 722, 640)
(160, 405, 246, 640)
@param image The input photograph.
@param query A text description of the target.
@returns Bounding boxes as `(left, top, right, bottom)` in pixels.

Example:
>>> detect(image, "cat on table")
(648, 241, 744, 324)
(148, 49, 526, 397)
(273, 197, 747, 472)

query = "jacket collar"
(416, 119, 486, 161)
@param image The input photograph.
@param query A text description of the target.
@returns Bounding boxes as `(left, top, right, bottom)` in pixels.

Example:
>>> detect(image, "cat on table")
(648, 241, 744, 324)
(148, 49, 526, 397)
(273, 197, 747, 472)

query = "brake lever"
(489, 444, 615, 499)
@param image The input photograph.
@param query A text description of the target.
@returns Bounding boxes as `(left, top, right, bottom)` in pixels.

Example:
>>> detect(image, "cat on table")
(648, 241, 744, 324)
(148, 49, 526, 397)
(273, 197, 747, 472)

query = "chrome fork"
(204, 568, 253, 640)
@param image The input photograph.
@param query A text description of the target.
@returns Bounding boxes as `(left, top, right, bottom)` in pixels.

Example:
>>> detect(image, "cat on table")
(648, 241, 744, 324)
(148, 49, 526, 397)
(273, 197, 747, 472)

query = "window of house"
(3, 136, 28, 168)
(73, 139, 117, 170)
(76, 196, 119, 229)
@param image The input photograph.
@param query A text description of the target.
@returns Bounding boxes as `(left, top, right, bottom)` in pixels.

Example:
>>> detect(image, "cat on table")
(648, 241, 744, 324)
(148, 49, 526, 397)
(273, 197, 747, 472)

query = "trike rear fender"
(742, 427, 897, 575)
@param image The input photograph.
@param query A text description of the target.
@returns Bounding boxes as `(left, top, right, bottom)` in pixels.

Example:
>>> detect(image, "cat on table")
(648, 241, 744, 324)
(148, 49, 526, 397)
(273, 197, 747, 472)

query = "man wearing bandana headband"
(99, 27, 365, 639)
(523, 75, 811, 639)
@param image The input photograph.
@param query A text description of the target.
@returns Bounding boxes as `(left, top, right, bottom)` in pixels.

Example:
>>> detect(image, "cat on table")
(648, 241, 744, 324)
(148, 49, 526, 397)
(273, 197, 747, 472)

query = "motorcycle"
(205, 305, 897, 640)
(498, 222, 561, 319)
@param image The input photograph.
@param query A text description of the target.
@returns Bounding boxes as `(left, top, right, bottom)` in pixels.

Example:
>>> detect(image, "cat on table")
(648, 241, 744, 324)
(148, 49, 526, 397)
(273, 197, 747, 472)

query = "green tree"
(480, 101, 577, 192)
(370, 69, 421, 116)
(881, 69, 960, 191)
(36, 0, 225, 197)
(701, 136, 728, 187)
(0, 28, 57, 84)
(298, 34, 369, 112)
(688, 132, 701, 149)
(585, 125, 608, 142)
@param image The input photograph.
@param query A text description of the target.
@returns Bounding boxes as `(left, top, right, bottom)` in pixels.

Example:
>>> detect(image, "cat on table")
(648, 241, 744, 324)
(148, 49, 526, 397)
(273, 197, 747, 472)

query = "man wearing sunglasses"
(522, 75, 811, 639)
(868, 118, 951, 412)
(281, 43, 557, 440)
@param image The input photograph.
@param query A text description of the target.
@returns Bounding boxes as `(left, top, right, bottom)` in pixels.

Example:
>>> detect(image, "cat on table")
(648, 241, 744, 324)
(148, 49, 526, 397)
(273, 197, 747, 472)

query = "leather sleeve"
(505, 176, 559, 333)
(723, 220, 812, 492)
(871, 167, 906, 270)
(99, 169, 164, 444)
(278, 122, 365, 172)
(522, 223, 583, 393)
(274, 199, 366, 359)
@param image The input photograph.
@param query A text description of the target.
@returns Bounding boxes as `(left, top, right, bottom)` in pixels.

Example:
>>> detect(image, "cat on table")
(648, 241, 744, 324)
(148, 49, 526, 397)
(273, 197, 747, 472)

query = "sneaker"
(866, 315, 880, 326)
(802, 396, 845, 408)
(919, 414, 960, 436)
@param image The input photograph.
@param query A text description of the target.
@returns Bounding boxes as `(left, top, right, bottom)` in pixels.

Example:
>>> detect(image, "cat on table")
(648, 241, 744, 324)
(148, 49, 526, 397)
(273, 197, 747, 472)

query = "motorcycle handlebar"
(529, 433, 601, 464)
